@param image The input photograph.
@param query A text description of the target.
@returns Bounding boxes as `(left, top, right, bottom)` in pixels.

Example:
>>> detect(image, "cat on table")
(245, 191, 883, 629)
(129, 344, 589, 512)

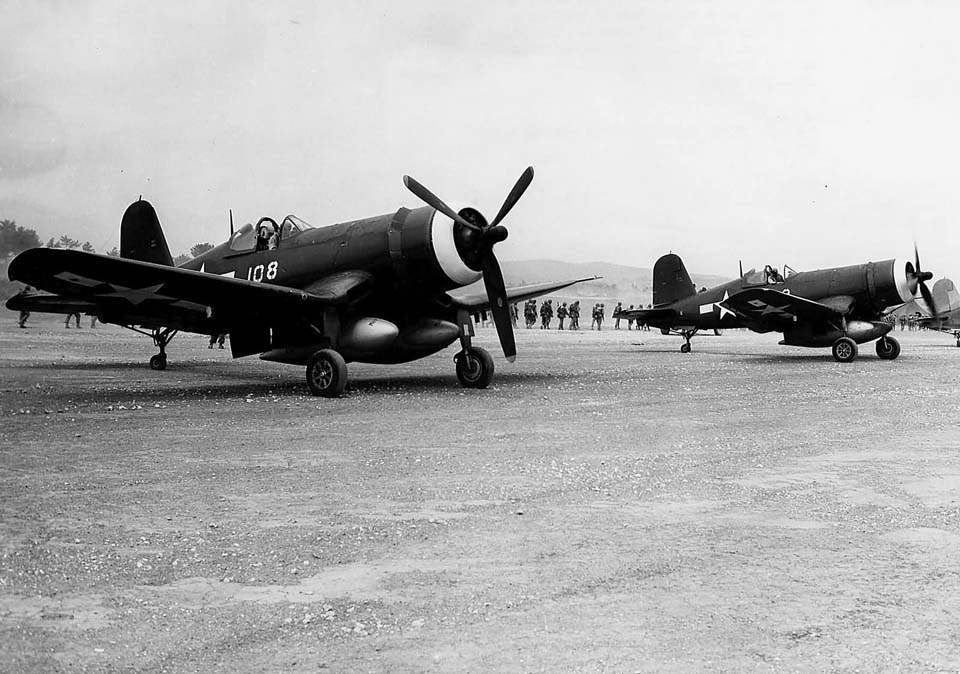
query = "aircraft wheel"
(875, 336, 900, 360)
(455, 346, 494, 389)
(832, 337, 858, 363)
(714, 329, 722, 336)
(680, 343, 691, 353)
(149, 354, 167, 371)
(306, 349, 347, 397)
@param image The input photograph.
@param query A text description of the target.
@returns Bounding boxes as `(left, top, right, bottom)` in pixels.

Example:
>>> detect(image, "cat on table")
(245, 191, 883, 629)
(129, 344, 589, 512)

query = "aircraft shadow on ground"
(16, 360, 557, 399)
(623, 346, 895, 364)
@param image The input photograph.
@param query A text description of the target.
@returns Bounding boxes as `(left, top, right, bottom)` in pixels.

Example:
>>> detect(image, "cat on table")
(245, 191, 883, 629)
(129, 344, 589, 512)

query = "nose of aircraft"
(402, 167, 534, 362)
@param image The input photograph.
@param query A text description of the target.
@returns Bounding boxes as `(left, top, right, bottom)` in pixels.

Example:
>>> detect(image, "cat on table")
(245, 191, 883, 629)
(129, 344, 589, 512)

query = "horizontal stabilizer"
(6, 291, 98, 315)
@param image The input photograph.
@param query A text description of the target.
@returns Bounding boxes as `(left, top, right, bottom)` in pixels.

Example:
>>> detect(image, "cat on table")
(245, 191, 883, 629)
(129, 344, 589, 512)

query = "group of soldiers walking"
(524, 298, 583, 329)
(517, 298, 653, 331)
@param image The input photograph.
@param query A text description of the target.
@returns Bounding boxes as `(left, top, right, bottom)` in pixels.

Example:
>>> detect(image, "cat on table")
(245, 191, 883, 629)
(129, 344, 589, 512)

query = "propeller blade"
(480, 252, 516, 362)
(403, 175, 482, 232)
(914, 242, 922, 275)
(489, 166, 534, 228)
(920, 280, 938, 317)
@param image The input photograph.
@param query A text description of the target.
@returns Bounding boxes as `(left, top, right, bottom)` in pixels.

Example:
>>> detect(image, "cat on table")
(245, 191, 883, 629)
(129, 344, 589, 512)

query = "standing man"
(64, 312, 81, 328)
(614, 302, 623, 329)
(557, 302, 568, 330)
(15, 286, 32, 328)
(569, 301, 580, 330)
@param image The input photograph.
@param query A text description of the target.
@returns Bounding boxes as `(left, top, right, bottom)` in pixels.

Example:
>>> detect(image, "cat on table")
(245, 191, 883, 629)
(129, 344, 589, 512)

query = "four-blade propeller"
(912, 244, 938, 317)
(403, 167, 534, 362)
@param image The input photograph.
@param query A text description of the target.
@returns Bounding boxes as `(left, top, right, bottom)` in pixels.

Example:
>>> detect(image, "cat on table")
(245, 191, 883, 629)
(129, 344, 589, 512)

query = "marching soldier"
(524, 299, 537, 328)
(557, 302, 568, 330)
(540, 299, 553, 329)
(569, 301, 580, 330)
(626, 304, 634, 330)
(614, 301, 623, 329)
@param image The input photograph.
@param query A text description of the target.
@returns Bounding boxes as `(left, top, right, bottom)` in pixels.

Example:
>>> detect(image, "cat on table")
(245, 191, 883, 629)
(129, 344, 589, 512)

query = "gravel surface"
(1, 316, 959, 673)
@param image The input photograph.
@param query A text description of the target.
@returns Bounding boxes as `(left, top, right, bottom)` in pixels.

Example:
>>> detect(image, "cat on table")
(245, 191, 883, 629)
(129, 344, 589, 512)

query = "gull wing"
(7, 248, 339, 333)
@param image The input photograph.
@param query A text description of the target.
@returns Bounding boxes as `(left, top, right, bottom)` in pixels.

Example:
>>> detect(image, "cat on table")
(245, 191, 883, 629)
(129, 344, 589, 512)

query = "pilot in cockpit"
(764, 265, 784, 283)
(255, 221, 279, 251)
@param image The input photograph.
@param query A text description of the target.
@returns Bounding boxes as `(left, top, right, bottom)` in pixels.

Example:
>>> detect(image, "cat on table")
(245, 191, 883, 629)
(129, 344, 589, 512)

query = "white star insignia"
(98, 283, 174, 306)
(699, 290, 734, 319)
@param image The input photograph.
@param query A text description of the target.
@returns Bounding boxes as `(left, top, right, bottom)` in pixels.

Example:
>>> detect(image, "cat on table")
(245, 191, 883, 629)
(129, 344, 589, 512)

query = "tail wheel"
(832, 337, 858, 363)
(875, 336, 901, 360)
(680, 343, 691, 353)
(149, 354, 167, 371)
(306, 349, 347, 397)
(455, 346, 494, 389)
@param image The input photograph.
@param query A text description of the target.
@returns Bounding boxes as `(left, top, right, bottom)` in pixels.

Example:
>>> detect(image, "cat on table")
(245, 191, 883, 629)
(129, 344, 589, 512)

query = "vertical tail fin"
(652, 253, 696, 306)
(932, 278, 960, 315)
(120, 199, 173, 266)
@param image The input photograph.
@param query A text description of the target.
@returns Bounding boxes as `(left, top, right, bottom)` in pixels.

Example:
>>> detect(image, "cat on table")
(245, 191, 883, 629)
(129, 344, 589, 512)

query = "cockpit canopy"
(742, 264, 797, 285)
(228, 215, 314, 252)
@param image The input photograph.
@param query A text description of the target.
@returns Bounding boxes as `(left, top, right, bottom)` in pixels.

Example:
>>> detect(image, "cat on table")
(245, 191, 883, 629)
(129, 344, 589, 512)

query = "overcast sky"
(2, 0, 959, 277)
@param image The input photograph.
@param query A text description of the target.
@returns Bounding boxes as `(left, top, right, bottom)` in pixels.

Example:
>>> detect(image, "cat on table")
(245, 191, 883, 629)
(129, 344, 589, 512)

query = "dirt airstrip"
(1, 317, 959, 673)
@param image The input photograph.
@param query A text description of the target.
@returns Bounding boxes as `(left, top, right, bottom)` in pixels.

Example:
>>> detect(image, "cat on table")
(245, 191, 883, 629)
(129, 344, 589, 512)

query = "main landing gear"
(829, 335, 901, 363)
(454, 311, 494, 389)
(831, 336, 858, 363)
(875, 335, 901, 360)
(455, 346, 494, 388)
(305, 349, 348, 397)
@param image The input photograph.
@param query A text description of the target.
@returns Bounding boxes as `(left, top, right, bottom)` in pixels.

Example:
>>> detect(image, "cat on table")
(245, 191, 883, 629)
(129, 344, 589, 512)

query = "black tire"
(455, 347, 494, 389)
(680, 343, 691, 353)
(875, 336, 900, 360)
(306, 349, 347, 397)
(149, 354, 167, 371)
(832, 337, 858, 363)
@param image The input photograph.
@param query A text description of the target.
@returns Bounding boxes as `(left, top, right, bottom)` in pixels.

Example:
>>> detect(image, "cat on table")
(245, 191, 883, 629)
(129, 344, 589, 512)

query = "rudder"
(120, 199, 173, 266)
(652, 253, 696, 306)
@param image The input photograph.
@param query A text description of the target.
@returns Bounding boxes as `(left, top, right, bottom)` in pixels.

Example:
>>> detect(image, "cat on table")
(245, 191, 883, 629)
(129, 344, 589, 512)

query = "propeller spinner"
(403, 167, 534, 362)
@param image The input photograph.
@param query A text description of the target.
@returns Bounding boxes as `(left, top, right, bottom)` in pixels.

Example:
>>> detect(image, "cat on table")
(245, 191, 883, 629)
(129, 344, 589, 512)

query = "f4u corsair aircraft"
(7, 168, 593, 396)
(614, 251, 935, 362)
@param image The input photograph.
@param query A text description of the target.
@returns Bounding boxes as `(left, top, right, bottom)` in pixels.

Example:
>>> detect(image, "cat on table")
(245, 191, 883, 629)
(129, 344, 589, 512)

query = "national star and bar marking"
(98, 283, 175, 306)
(699, 290, 735, 319)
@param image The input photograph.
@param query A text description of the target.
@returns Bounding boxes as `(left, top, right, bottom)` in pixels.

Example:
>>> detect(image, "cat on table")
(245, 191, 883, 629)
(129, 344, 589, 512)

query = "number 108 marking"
(248, 261, 278, 282)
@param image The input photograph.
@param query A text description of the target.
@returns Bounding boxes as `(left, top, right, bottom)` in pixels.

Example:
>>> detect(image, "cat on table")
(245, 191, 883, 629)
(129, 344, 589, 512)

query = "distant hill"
(499, 259, 731, 305)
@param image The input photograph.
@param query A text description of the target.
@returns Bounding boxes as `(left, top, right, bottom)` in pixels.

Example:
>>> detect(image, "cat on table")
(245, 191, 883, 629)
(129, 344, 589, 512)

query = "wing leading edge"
(445, 276, 600, 311)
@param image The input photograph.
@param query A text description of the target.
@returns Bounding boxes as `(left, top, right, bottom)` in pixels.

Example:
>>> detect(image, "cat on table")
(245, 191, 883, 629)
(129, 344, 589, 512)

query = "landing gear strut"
(455, 310, 494, 388)
(125, 326, 179, 370)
